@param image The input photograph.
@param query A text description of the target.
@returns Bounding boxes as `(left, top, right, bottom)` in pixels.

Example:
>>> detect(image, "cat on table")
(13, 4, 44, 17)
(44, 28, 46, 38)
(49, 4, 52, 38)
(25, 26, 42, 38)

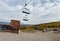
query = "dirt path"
(0, 32, 60, 41)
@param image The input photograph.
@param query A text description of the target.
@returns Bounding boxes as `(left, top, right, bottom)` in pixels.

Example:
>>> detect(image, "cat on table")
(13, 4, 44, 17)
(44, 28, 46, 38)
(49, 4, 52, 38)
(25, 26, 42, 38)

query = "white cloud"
(0, 0, 60, 24)
(25, 0, 60, 24)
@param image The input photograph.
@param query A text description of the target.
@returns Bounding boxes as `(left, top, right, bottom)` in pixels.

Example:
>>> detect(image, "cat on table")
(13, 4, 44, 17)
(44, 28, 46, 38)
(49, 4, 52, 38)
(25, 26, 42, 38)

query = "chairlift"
(25, 15, 27, 16)
(13, 0, 32, 21)
(23, 18, 28, 21)
(22, 11, 30, 14)
(23, 16, 28, 21)
(22, 3, 30, 14)
(22, 3, 30, 21)
(25, 3, 27, 6)
(25, 8, 29, 10)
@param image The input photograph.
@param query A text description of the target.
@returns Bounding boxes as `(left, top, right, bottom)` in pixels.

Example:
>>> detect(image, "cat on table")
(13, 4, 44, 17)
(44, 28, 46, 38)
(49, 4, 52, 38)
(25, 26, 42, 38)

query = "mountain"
(0, 22, 31, 27)
(0, 22, 10, 25)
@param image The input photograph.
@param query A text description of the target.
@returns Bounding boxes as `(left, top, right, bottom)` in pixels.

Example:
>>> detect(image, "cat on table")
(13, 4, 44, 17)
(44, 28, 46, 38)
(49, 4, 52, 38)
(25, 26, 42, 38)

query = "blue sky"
(0, 0, 60, 24)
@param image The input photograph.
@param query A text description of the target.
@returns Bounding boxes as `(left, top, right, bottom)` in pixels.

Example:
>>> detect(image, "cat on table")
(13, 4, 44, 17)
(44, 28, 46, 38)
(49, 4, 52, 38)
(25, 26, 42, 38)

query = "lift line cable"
(13, 0, 33, 21)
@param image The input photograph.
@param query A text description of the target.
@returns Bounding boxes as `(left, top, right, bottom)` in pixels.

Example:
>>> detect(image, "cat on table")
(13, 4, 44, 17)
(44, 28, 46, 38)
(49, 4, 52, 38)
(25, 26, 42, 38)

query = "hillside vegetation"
(20, 21, 60, 32)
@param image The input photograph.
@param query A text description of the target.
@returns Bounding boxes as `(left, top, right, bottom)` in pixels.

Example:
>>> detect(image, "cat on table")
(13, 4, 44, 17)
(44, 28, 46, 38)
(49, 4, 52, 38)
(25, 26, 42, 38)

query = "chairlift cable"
(13, 0, 33, 21)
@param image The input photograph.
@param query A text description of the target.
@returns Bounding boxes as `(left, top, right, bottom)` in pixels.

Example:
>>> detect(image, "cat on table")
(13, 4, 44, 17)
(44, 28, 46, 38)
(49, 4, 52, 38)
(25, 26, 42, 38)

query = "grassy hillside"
(20, 21, 60, 31)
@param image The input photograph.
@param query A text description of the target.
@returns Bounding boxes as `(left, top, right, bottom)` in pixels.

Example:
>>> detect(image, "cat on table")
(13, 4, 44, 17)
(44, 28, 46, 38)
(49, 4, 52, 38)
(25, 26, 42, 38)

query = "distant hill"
(32, 21, 60, 28)
(0, 22, 31, 27)
(38, 21, 60, 26)
(0, 21, 60, 28)
(0, 22, 10, 25)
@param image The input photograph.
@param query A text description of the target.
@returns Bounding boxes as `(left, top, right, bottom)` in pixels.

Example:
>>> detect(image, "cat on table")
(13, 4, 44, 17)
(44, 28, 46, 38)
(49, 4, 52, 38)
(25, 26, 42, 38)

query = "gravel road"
(0, 31, 60, 41)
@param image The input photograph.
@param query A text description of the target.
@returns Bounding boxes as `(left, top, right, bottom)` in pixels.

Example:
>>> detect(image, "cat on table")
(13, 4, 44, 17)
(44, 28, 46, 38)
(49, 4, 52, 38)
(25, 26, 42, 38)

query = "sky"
(0, 0, 60, 24)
